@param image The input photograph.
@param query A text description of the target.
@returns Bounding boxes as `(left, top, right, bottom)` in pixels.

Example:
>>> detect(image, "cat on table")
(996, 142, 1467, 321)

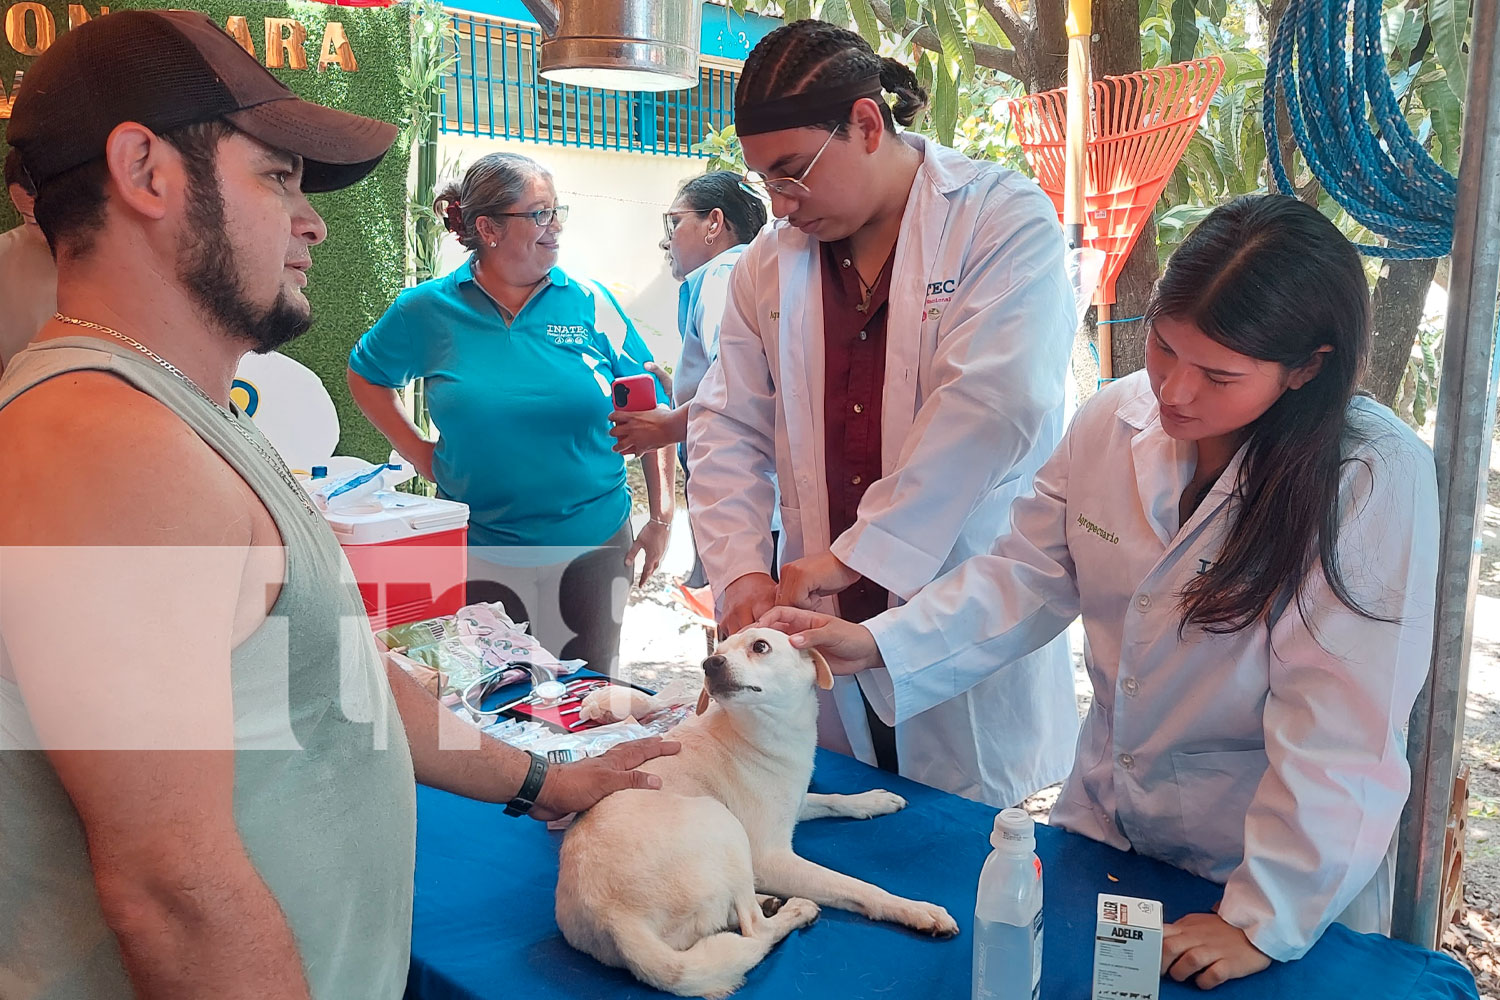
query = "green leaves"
(1387, 5, 1425, 74)
(782, 0, 815, 22)
(1170, 0, 1200, 62)
(1155, 203, 1216, 244)
(932, 51, 958, 145)
(848, 0, 883, 46)
(820, 0, 852, 28)
(1417, 68, 1464, 173)
(693, 124, 748, 173)
(933, 0, 975, 82)
(1156, 0, 1231, 63)
(1426, 0, 1469, 101)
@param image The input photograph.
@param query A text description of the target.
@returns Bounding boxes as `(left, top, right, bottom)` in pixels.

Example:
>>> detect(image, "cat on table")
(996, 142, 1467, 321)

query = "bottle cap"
(310, 465, 328, 479)
(992, 806, 1035, 853)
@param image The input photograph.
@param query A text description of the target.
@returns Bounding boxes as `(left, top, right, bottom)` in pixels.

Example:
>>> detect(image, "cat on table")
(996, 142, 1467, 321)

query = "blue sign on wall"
(447, 0, 780, 61)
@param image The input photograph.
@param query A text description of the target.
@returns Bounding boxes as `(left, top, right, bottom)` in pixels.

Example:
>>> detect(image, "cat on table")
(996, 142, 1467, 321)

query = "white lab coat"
(868, 372, 1439, 961)
(686, 134, 1079, 808)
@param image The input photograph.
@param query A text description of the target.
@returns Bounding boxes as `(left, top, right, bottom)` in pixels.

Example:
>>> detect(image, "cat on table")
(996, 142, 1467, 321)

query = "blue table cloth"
(408, 748, 1478, 1000)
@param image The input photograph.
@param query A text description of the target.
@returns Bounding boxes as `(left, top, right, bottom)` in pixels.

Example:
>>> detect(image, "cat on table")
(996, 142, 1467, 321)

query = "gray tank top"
(0, 338, 416, 999)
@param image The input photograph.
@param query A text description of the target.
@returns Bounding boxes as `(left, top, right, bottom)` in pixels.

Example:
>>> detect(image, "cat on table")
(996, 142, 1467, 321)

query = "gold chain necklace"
(52, 313, 319, 517)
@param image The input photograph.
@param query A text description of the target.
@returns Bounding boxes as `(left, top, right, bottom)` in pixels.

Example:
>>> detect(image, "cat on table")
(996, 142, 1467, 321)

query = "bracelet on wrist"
(503, 751, 549, 817)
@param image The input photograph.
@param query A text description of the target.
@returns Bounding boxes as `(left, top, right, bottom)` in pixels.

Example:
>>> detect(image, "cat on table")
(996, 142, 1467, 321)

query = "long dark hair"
(736, 20, 928, 132)
(675, 171, 768, 245)
(1155, 195, 1386, 634)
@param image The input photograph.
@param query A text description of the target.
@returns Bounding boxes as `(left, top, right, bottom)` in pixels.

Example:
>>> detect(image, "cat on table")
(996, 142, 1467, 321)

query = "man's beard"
(176, 164, 312, 354)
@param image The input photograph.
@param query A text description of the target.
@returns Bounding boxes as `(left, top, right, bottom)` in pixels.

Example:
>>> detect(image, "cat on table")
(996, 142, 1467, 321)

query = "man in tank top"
(0, 12, 677, 999)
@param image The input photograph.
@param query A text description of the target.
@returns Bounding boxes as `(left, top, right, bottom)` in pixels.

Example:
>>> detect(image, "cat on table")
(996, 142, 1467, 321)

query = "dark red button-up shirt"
(820, 238, 895, 625)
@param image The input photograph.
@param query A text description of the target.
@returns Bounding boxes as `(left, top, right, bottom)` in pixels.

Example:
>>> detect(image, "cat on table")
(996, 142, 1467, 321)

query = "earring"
(704, 232, 716, 246)
(490, 241, 497, 247)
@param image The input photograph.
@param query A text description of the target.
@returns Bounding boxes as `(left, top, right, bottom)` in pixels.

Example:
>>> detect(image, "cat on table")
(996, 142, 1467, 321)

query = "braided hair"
(737, 20, 928, 133)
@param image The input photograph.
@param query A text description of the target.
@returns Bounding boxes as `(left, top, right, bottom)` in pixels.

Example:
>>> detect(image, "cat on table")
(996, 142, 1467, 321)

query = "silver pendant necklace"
(52, 313, 319, 517)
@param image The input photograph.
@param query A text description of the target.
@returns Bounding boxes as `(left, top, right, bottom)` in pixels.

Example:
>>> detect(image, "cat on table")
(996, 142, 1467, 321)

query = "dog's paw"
(758, 894, 785, 917)
(578, 687, 638, 724)
(900, 901, 959, 938)
(779, 897, 821, 929)
(848, 789, 907, 819)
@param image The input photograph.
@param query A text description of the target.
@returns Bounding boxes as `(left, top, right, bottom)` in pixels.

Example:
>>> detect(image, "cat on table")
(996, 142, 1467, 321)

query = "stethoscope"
(458, 660, 568, 721)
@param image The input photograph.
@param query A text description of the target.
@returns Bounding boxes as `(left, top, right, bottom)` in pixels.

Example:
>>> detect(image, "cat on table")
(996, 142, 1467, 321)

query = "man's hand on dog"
(529, 737, 681, 821)
(717, 572, 778, 639)
(757, 607, 883, 675)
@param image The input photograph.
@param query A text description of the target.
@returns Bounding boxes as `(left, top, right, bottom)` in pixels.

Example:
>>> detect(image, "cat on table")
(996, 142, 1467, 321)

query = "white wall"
(437, 135, 704, 368)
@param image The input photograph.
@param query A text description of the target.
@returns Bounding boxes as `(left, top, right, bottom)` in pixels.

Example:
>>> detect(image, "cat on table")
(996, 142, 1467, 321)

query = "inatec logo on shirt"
(547, 324, 591, 346)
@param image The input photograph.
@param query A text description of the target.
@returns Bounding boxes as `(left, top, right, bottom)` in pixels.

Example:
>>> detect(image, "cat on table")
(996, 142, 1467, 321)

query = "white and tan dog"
(555, 627, 958, 998)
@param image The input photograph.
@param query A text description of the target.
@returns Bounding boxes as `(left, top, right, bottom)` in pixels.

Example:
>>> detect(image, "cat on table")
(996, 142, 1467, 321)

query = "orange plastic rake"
(1007, 57, 1224, 312)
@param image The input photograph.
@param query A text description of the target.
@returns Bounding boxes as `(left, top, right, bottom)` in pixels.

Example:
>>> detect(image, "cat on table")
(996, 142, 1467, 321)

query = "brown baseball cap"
(7, 9, 398, 193)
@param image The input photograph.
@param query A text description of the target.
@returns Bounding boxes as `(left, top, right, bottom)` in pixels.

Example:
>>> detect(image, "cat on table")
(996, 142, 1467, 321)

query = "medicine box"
(1092, 893, 1163, 1000)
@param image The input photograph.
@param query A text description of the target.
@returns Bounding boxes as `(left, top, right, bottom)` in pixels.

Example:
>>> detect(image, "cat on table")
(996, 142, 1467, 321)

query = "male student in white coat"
(685, 20, 1079, 808)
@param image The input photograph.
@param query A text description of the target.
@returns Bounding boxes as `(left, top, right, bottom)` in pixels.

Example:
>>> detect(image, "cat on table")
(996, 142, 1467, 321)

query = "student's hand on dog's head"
(755, 607, 883, 675)
(717, 572, 778, 639)
(528, 736, 682, 821)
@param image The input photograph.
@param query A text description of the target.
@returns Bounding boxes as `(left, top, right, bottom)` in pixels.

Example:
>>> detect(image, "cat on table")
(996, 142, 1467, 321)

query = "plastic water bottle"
(972, 807, 1043, 1000)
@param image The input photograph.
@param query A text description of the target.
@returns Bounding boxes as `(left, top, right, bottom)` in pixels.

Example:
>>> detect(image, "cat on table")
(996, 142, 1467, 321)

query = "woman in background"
(348, 152, 673, 675)
(610, 171, 768, 593)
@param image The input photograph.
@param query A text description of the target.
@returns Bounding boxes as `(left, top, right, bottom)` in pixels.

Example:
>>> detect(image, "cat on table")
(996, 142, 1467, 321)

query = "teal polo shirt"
(349, 260, 666, 549)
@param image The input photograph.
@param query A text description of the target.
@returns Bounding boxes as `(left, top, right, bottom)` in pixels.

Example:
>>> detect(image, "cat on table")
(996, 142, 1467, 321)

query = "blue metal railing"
(441, 13, 739, 157)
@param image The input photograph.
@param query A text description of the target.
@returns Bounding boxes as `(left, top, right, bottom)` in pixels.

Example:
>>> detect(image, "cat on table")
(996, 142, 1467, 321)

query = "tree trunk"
(1364, 257, 1440, 407)
(1029, 1, 1068, 92)
(1090, 0, 1159, 377)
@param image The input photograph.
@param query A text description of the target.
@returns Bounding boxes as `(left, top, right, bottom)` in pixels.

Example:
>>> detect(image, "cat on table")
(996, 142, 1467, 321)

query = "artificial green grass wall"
(1, 0, 410, 463)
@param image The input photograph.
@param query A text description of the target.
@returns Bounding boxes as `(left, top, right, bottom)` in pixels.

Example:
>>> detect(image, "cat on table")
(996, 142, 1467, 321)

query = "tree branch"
(866, 0, 1021, 80)
(976, 0, 1031, 51)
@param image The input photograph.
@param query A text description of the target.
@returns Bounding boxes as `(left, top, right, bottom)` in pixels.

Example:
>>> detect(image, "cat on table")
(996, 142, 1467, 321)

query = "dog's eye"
(751, 638, 771, 655)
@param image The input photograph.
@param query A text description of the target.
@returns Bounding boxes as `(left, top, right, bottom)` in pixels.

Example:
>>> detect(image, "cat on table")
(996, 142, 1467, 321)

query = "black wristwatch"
(504, 750, 550, 817)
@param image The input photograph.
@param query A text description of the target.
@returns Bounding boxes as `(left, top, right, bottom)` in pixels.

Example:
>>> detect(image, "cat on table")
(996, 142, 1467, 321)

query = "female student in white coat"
(685, 20, 1079, 808)
(763, 195, 1439, 988)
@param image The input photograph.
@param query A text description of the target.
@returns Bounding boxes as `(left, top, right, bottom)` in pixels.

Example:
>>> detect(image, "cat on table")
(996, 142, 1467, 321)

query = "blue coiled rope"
(1264, 0, 1458, 258)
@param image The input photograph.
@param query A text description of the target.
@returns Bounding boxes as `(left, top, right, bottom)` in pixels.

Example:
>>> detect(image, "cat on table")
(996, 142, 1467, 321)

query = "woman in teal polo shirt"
(347, 152, 673, 675)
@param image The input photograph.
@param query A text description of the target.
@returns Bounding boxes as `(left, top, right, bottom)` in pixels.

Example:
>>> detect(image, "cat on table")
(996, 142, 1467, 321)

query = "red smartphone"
(612, 374, 658, 412)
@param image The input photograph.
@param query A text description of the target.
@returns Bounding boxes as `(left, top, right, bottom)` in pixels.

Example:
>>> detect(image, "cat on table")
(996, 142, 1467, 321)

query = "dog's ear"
(696, 685, 712, 715)
(809, 648, 835, 691)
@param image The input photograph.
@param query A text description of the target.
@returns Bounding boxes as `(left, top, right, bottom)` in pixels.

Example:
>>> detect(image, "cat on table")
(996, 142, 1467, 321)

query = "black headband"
(735, 73, 885, 137)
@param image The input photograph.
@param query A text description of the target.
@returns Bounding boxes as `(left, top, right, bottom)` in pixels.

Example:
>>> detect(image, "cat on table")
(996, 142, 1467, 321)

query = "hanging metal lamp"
(518, 0, 703, 92)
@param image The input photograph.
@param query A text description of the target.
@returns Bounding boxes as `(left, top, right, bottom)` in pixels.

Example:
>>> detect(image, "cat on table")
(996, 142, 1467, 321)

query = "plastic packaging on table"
(481, 715, 656, 762)
(377, 602, 579, 700)
(308, 462, 410, 514)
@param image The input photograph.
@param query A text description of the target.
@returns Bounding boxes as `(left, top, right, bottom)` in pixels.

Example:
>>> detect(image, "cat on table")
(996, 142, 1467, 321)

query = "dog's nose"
(702, 654, 727, 675)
